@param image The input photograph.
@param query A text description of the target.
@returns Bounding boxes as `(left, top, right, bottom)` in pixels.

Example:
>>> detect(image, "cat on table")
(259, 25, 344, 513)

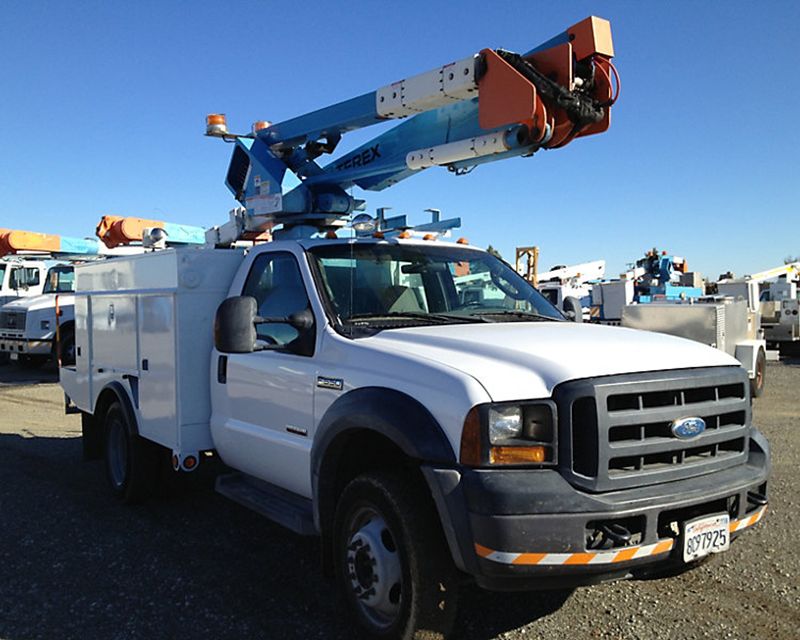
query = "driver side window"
(243, 252, 312, 348)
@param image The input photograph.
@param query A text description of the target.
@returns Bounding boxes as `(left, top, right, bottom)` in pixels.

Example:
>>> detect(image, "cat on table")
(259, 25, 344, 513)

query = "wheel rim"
(345, 506, 403, 629)
(107, 415, 128, 489)
(756, 360, 764, 389)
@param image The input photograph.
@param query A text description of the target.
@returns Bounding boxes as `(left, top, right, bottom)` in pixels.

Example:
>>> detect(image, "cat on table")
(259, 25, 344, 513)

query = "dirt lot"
(0, 362, 798, 640)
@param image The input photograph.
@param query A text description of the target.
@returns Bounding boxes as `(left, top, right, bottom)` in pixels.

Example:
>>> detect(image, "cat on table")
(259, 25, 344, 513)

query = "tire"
(57, 325, 76, 366)
(103, 401, 160, 503)
(750, 349, 766, 398)
(333, 471, 458, 640)
(562, 296, 583, 323)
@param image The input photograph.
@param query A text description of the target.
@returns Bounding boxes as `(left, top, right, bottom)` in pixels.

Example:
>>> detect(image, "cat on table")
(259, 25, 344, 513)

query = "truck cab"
(0, 257, 52, 307)
(0, 262, 76, 364)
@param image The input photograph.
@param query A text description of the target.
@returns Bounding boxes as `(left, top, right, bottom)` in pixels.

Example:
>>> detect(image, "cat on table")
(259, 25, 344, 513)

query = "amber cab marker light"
(206, 113, 228, 136)
(490, 445, 546, 465)
(398, 230, 412, 239)
(456, 237, 469, 245)
(252, 120, 271, 134)
(459, 407, 483, 465)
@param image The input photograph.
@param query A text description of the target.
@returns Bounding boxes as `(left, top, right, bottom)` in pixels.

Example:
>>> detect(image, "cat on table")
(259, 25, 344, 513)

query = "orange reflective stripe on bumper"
(729, 506, 767, 533)
(475, 506, 767, 566)
(474, 539, 675, 566)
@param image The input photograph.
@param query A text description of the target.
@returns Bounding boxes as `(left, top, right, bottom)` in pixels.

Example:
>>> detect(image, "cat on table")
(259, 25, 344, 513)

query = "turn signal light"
(459, 407, 483, 466)
(489, 445, 546, 465)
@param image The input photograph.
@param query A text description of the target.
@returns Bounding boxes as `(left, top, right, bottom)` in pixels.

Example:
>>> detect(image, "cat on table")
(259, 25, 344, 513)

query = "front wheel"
(333, 471, 459, 640)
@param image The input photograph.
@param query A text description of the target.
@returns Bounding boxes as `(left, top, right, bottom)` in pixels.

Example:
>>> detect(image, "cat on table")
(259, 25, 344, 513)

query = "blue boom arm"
(209, 16, 618, 238)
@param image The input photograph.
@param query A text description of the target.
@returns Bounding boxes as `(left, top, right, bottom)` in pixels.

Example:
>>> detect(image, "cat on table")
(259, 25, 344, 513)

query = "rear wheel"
(103, 401, 160, 503)
(333, 471, 459, 640)
(750, 349, 766, 398)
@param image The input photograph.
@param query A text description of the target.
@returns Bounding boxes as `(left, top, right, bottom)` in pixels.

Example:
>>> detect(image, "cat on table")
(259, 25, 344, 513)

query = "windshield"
(43, 266, 75, 293)
(308, 242, 563, 335)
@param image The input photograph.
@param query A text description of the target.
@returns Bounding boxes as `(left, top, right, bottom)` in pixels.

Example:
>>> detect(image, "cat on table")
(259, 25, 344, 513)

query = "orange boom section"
(0, 230, 61, 256)
(96, 215, 165, 248)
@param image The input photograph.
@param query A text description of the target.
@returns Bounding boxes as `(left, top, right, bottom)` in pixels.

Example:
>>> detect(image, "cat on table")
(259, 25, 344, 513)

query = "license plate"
(9, 352, 18, 361)
(683, 513, 730, 562)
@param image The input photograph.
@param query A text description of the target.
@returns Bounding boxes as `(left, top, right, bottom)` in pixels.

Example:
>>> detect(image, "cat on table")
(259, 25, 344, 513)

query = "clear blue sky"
(1, 1, 798, 278)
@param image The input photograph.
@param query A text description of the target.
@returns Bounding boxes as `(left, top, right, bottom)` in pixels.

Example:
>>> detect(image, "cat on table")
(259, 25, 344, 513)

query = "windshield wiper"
(469, 310, 561, 321)
(348, 311, 487, 325)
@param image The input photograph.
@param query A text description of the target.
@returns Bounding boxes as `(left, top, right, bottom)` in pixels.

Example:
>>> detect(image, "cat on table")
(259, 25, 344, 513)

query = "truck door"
(213, 251, 317, 498)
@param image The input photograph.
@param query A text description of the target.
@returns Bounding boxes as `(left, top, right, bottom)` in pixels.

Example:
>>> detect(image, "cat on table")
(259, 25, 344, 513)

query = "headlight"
(460, 401, 557, 467)
(489, 406, 522, 443)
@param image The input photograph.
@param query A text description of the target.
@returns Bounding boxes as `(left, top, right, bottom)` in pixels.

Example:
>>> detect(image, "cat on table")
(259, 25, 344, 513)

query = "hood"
(1, 293, 73, 313)
(365, 321, 739, 401)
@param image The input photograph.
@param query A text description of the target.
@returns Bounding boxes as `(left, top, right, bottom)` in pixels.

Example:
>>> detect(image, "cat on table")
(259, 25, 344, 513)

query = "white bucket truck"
(60, 19, 769, 639)
(61, 234, 770, 638)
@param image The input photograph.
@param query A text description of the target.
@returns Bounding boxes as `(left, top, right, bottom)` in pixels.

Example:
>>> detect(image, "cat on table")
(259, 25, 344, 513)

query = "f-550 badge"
(317, 376, 344, 391)
(671, 417, 706, 439)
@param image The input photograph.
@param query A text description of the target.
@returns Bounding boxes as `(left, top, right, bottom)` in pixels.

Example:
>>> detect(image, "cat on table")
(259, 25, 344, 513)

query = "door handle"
(217, 355, 228, 384)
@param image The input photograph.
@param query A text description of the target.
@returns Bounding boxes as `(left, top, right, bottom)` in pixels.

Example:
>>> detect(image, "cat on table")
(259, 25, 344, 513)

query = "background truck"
(717, 261, 800, 352)
(536, 259, 606, 321)
(0, 256, 59, 307)
(621, 297, 767, 397)
(60, 18, 769, 640)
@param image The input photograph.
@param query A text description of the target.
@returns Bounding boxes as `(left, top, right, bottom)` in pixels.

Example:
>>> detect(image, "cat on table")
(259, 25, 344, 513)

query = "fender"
(311, 386, 457, 530)
(94, 380, 139, 434)
(83, 380, 139, 461)
(312, 386, 456, 472)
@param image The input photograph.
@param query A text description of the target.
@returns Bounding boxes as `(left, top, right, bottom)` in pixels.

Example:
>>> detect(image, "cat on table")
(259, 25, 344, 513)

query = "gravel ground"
(0, 362, 798, 639)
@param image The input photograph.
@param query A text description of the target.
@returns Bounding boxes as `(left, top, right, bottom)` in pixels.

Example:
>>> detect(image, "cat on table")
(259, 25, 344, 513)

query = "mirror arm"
(254, 315, 288, 324)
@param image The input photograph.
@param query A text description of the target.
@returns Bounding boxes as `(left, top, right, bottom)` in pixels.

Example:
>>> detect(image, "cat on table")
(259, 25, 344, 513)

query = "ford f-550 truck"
(59, 18, 768, 639)
(61, 237, 769, 638)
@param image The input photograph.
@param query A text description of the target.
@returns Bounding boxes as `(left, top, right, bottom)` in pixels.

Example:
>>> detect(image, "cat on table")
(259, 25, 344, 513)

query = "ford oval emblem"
(671, 417, 706, 439)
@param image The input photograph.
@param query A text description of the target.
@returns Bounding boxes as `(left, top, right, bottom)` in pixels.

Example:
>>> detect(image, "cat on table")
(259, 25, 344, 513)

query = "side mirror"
(215, 296, 258, 353)
(562, 296, 583, 323)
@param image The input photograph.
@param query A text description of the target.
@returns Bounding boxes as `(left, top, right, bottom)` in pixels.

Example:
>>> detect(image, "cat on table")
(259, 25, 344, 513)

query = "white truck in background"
(536, 259, 606, 321)
(0, 257, 58, 306)
(718, 261, 800, 349)
(0, 261, 75, 365)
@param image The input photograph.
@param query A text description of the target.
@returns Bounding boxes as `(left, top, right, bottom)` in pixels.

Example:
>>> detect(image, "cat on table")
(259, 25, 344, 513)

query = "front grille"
(0, 311, 26, 331)
(556, 367, 750, 492)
